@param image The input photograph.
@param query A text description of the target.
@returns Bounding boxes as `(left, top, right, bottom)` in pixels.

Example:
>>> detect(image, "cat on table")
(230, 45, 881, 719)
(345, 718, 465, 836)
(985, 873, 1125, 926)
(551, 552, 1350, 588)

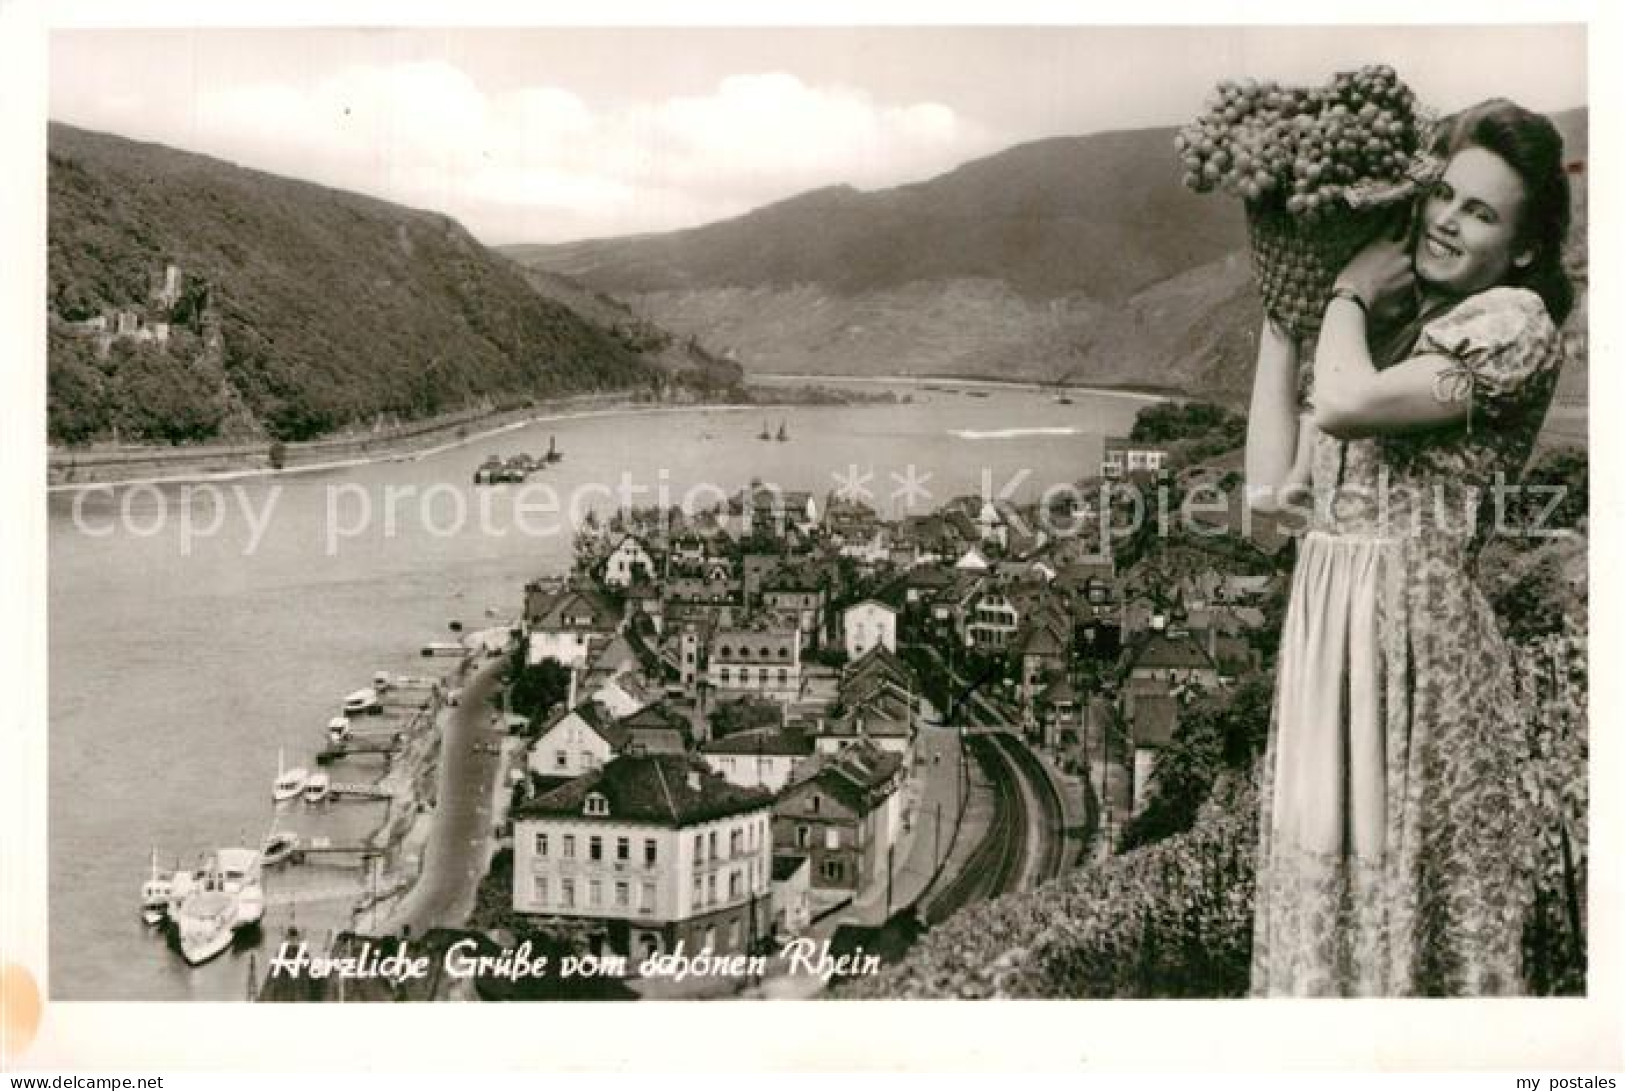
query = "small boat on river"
(260, 829, 300, 868)
(303, 771, 331, 804)
(139, 849, 171, 926)
(172, 847, 265, 966)
(272, 748, 308, 803)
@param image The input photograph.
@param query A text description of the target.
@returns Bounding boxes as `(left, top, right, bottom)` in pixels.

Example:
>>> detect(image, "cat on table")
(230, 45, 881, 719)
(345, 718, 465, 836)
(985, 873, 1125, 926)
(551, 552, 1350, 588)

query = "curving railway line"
(920, 731, 1068, 926)
(986, 732, 1070, 884)
(921, 734, 1024, 925)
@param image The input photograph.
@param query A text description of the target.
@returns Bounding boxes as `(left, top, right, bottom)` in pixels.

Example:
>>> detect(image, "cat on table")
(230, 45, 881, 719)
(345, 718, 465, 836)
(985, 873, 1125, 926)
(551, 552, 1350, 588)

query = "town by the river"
(47, 380, 1148, 1000)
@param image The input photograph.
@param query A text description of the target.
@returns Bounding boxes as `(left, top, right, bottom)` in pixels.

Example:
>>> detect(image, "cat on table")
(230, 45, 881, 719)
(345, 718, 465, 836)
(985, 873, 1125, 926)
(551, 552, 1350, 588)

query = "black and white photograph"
(2, 2, 1618, 1075)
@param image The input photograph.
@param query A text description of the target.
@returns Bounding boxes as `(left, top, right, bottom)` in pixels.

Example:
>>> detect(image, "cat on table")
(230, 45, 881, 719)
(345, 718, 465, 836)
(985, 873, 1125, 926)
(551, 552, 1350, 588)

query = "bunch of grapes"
(1175, 65, 1423, 221)
(1176, 65, 1432, 337)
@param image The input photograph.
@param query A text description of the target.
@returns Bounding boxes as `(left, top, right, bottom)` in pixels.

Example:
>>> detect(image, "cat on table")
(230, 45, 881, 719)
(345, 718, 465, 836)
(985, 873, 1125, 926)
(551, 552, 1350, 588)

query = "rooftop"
(783, 742, 904, 811)
(1130, 693, 1180, 748)
(515, 753, 772, 826)
(702, 726, 817, 758)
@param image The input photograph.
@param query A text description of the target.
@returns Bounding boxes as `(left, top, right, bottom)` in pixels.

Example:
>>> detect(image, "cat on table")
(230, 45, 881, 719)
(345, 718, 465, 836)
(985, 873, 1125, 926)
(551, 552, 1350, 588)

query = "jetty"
(317, 735, 405, 764)
(327, 782, 394, 802)
(290, 841, 385, 866)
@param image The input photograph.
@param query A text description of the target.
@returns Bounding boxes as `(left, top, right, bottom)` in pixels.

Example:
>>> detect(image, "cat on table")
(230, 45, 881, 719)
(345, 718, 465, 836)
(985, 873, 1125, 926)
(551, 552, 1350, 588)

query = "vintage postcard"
(3, 0, 1620, 1074)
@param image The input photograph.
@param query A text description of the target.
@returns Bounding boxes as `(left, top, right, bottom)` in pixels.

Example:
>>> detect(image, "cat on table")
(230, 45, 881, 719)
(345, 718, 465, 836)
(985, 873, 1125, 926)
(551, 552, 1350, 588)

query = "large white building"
(512, 754, 775, 959)
(706, 628, 801, 703)
(841, 599, 898, 660)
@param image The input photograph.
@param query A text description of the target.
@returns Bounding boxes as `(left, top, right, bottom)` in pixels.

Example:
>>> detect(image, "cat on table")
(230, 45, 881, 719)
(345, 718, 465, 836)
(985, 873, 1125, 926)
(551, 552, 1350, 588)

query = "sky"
(49, 24, 1588, 246)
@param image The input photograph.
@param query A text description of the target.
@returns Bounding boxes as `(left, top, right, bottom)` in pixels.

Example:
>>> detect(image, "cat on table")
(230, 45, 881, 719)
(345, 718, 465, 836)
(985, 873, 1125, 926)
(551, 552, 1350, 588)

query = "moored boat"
(272, 748, 308, 803)
(342, 687, 381, 715)
(171, 848, 264, 966)
(260, 829, 300, 868)
(327, 715, 352, 744)
(175, 890, 236, 966)
(303, 771, 331, 804)
(139, 849, 171, 925)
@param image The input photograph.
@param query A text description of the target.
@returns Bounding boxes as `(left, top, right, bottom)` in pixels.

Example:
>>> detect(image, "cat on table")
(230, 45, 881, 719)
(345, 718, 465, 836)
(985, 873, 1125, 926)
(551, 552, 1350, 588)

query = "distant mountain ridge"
(506, 109, 1588, 406)
(47, 123, 736, 445)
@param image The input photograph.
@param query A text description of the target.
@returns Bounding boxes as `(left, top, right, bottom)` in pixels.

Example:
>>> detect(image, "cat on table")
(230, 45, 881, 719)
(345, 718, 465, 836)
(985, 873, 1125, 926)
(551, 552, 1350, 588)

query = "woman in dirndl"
(1244, 99, 1575, 996)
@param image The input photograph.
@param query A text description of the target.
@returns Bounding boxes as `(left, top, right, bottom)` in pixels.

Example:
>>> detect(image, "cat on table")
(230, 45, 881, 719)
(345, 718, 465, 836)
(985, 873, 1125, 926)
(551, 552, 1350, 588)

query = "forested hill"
(507, 108, 1587, 407)
(47, 123, 735, 445)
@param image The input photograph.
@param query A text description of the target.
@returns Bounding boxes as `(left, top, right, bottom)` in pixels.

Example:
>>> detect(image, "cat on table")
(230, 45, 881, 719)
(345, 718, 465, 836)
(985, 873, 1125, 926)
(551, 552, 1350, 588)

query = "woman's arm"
(1311, 229, 1469, 439)
(1245, 318, 1313, 513)
(1312, 296, 1470, 439)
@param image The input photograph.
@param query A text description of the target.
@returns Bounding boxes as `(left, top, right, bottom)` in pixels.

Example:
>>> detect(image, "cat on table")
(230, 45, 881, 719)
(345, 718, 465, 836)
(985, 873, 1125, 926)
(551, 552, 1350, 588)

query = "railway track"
(917, 730, 1073, 927)
(985, 732, 1069, 884)
(920, 735, 1027, 925)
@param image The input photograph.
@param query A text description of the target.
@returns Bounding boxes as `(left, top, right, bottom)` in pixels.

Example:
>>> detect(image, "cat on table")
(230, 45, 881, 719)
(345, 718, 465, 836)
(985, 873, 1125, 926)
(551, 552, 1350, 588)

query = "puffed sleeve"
(1416, 287, 1562, 433)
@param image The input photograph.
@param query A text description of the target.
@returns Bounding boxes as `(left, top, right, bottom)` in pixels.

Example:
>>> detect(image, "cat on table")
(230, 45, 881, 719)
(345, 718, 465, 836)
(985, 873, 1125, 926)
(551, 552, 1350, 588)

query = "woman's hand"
(1334, 234, 1417, 319)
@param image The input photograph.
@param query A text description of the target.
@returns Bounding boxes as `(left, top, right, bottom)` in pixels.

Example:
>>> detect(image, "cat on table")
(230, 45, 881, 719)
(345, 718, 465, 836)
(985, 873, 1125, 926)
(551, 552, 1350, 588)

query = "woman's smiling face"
(1414, 145, 1532, 298)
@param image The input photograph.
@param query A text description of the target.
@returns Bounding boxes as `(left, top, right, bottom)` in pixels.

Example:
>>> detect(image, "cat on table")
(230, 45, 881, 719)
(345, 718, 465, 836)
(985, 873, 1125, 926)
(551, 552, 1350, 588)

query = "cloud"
(77, 60, 993, 244)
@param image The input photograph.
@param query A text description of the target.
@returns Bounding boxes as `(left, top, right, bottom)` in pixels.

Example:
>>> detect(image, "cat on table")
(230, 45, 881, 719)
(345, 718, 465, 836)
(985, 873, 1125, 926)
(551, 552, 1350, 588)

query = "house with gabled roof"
(601, 534, 656, 589)
(815, 690, 914, 759)
(772, 741, 904, 894)
(511, 753, 774, 959)
(617, 701, 693, 756)
(840, 643, 915, 693)
(525, 584, 620, 668)
(1123, 627, 1219, 687)
(700, 726, 816, 794)
(526, 701, 627, 779)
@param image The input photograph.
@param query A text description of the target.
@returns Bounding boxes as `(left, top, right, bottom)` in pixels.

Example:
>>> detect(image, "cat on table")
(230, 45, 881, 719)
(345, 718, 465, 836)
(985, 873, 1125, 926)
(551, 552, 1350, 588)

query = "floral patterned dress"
(1250, 285, 1566, 997)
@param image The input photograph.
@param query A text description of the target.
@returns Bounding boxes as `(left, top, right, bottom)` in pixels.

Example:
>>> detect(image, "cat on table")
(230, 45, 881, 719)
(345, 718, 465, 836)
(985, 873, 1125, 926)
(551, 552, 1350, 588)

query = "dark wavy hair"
(1428, 98, 1575, 325)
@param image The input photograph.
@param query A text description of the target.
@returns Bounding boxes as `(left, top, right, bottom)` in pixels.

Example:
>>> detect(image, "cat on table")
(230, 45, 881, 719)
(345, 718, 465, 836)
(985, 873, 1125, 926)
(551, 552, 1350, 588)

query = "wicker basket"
(1243, 115, 1443, 340)
(1245, 202, 1403, 341)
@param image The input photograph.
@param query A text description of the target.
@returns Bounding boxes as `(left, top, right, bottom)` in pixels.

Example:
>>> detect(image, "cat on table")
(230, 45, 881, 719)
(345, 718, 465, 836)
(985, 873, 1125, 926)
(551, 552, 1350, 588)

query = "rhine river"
(46, 380, 1152, 1000)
